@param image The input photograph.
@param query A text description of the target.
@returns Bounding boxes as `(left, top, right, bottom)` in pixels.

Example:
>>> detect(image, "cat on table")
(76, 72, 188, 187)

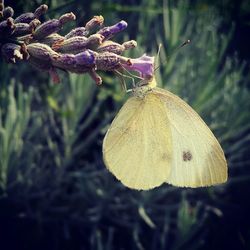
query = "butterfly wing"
(154, 87, 227, 187)
(103, 93, 172, 190)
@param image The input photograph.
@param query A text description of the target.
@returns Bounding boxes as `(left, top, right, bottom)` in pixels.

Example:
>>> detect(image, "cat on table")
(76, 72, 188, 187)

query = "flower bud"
(51, 50, 95, 73)
(53, 34, 104, 53)
(97, 20, 127, 40)
(27, 43, 58, 61)
(96, 52, 131, 71)
(1, 43, 23, 63)
(51, 53, 76, 70)
(33, 13, 75, 40)
(29, 19, 41, 31)
(34, 4, 48, 18)
(11, 22, 31, 36)
(58, 12, 76, 25)
(52, 36, 88, 53)
(40, 33, 64, 47)
(0, 17, 15, 36)
(14, 13, 35, 24)
(85, 15, 104, 31)
(17, 34, 33, 43)
(14, 5, 48, 23)
(86, 34, 104, 48)
(97, 40, 127, 55)
(74, 50, 96, 66)
(3, 6, 14, 19)
(65, 27, 88, 39)
(33, 19, 62, 40)
(122, 40, 137, 50)
(97, 40, 136, 55)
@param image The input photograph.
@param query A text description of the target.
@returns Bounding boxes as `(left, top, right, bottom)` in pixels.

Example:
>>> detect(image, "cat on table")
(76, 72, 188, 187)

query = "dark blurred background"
(0, 0, 250, 250)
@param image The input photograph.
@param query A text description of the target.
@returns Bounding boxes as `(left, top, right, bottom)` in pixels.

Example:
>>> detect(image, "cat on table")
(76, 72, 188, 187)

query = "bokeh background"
(1, 0, 250, 249)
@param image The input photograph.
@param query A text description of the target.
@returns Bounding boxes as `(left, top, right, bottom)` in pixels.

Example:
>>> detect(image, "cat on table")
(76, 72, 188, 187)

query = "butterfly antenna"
(154, 39, 191, 72)
(155, 43, 162, 65)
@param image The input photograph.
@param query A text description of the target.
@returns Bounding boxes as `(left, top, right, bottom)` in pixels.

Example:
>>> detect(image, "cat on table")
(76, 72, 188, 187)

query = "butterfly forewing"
(103, 93, 172, 190)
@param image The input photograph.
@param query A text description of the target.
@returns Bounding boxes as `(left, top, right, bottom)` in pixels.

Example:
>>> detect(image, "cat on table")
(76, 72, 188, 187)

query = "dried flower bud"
(1, 43, 23, 63)
(41, 33, 64, 47)
(96, 52, 131, 71)
(52, 36, 87, 53)
(97, 41, 124, 55)
(33, 13, 75, 40)
(122, 40, 137, 50)
(85, 15, 104, 31)
(34, 4, 48, 17)
(3, 6, 14, 19)
(14, 13, 36, 24)
(53, 34, 104, 53)
(33, 20, 62, 40)
(29, 19, 41, 31)
(65, 27, 88, 39)
(86, 34, 104, 48)
(14, 4, 48, 23)
(51, 50, 95, 73)
(51, 53, 76, 70)
(58, 12, 76, 25)
(17, 34, 33, 43)
(97, 20, 127, 40)
(11, 22, 31, 36)
(0, 17, 15, 36)
(98, 40, 136, 55)
(27, 43, 58, 61)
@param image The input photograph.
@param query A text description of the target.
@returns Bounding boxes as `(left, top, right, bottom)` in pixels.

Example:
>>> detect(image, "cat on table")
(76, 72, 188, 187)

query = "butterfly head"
(132, 75, 156, 97)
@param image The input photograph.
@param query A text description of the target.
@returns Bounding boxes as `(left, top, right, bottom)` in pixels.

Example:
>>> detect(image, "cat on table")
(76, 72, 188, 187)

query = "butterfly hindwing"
(154, 87, 227, 187)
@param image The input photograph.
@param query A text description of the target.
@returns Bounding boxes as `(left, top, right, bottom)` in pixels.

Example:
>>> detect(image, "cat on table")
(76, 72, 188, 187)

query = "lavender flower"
(0, 3, 152, 85)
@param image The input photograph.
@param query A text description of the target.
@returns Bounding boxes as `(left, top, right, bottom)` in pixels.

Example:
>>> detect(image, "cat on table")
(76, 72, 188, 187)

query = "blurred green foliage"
(1, 0, 250, 250)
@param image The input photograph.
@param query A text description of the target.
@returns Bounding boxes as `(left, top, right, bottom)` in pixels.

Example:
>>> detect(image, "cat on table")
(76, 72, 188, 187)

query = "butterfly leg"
(114, 69, 136, 93)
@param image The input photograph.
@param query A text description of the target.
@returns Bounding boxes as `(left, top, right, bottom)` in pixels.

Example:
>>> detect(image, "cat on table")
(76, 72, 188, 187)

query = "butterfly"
(102, 73, 227, 190)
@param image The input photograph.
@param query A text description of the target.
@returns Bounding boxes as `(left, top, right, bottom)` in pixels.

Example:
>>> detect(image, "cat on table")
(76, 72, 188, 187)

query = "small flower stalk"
(0, 2, 154, 84)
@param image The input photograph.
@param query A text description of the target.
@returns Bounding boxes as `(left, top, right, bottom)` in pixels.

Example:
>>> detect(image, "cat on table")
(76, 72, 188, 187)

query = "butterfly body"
(103, 79, 227, 190)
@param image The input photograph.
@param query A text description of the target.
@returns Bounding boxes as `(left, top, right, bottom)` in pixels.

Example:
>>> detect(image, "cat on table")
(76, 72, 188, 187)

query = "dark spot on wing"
(161, 153, 169, 161)
(183, 151, 192, 161)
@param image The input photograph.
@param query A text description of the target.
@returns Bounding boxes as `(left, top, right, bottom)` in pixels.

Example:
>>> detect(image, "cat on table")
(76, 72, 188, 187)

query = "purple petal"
(122, 54, 155, 78)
